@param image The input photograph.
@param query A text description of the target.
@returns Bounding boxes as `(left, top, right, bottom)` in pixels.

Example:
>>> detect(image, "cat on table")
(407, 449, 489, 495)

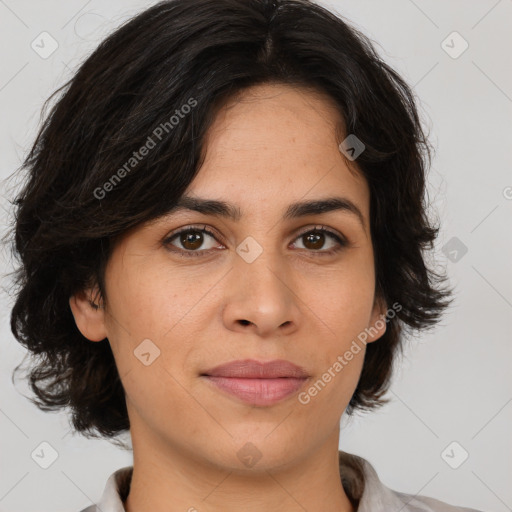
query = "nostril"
(239, 320, 252, 326)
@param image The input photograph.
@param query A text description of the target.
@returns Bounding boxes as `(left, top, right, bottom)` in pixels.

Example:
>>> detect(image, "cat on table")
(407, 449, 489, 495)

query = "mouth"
(200, 359, 310, 406)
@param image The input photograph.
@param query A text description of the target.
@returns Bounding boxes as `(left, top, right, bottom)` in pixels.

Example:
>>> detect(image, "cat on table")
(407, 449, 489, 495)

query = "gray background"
(1, 1, 511, 511)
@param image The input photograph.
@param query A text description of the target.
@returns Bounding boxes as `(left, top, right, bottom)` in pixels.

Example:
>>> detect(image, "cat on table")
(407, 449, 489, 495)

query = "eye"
(163, 225, 223, 257)
(291, 225, 348, 256)
(163, 224, 348, 258)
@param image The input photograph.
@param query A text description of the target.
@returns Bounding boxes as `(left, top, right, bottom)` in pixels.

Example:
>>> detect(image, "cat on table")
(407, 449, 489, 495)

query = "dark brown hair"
(6, 0, 453, 440)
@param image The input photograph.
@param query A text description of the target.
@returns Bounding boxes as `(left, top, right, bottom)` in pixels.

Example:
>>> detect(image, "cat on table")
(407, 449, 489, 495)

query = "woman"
(8, 0, 482, 510)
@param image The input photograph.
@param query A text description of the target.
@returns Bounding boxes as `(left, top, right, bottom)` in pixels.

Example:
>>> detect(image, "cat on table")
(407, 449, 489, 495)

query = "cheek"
(104, 261, 217, 401)
(299, 267, 374, 402)
(105, 257, 205, 343)
(308, 263, 376, 341)
(120, 361, 218, 453)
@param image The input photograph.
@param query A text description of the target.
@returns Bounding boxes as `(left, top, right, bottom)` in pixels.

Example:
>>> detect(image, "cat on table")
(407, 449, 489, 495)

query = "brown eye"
(293, 227, 346, 254)
(180, 230, 205, 250)
(164, 226, 221, 256)
(302, 231, 326, 250)
(163, 224, 347, 259)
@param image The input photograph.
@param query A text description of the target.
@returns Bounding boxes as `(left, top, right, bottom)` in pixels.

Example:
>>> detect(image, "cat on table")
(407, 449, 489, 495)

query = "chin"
(203, 435, 301, 474)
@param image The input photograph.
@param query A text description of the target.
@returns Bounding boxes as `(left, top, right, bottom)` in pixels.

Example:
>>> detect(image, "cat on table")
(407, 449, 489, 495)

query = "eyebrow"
(166, 195, 366, 229)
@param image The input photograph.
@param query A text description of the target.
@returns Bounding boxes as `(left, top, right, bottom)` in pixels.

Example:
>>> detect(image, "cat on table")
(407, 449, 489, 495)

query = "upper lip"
(202, 359, 309, 379)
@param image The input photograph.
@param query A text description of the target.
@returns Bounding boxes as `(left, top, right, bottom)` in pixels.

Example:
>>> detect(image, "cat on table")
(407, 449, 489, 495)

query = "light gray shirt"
(79, 450, 482, 511)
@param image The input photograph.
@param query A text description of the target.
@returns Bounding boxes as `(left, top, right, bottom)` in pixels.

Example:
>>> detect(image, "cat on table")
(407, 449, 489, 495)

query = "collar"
(81, 450, 479, 512)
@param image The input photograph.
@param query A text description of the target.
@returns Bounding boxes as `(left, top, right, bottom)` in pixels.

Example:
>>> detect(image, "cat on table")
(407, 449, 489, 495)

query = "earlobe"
(68, 288, 108, 342)
(366, 295, 388, 344)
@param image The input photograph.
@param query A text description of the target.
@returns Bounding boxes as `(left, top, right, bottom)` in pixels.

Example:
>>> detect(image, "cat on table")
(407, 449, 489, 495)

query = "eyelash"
(163, 224, 348, 258)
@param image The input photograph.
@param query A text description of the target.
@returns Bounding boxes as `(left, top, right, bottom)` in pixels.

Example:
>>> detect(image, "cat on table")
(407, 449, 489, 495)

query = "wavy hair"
(6, 0, 453, 439)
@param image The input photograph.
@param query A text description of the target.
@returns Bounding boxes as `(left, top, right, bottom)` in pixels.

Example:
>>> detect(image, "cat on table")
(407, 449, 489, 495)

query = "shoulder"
(76, 466, 133, 512)
(390, 488, 483, 512)
(339, 450, 483, 512)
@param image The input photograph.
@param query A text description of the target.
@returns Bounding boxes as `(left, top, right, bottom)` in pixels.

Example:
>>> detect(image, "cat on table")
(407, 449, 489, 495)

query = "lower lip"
(203, 376, 308, 406)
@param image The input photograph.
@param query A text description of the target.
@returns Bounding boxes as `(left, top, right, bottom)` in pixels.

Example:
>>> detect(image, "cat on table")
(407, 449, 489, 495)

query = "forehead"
(205, 82, 344, 151)
(186, 82, 369, 219)
(111, 83, 372, 251)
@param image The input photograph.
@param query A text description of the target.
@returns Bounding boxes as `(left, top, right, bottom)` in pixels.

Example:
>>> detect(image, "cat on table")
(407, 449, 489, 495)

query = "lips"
(201, 359, 309, 406)
(202, 359, 309, 379)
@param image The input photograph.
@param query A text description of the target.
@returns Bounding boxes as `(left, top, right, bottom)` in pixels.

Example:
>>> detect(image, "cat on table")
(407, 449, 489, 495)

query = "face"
(70, 83, 387, 472)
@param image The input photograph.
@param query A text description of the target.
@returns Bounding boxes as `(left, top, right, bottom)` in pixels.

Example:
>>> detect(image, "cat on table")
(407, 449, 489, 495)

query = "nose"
(222, 247, 301, 338)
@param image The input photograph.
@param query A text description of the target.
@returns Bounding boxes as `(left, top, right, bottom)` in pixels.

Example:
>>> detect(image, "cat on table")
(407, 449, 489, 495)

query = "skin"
(70, 83, 387, 512)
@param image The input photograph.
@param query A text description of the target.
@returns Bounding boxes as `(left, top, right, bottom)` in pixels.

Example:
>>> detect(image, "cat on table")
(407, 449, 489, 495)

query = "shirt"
(79, 450, 482, 512)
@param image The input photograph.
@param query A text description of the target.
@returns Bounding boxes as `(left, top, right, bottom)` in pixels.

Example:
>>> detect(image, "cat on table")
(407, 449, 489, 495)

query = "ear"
(365, 294, 388, 344)
(68, 286, 108, 342)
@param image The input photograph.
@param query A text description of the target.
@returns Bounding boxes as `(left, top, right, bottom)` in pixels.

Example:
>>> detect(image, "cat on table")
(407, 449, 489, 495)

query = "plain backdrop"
(0, 1, 511, 511)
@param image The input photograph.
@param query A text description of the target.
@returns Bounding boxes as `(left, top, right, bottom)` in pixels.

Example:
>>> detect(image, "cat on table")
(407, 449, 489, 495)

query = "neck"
(124, 424, 355, 512)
